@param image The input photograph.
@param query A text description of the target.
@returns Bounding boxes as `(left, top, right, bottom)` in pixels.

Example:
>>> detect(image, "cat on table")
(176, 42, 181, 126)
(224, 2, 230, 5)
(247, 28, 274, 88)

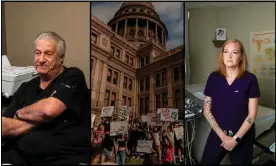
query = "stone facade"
(91, 2, 184, 124)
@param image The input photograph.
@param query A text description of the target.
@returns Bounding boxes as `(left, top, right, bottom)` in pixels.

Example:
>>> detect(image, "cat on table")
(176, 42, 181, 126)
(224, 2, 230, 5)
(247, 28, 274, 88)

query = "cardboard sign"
(100, 106, 114, 117)
(110, 121, 128, 136)
(147, 113, 156, 126)
(174, 126, 184, 140)
(118, 106, 131, 121)
(136, 140, 153, 153)
(91, 114, 96, 127)
(157, 108, 171, 121)
(170, 109, 179, 122)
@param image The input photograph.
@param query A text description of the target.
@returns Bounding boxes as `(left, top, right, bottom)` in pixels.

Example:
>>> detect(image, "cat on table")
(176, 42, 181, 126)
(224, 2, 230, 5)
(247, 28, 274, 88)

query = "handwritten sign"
(110, 121, 128, 136)
(136, 140, 153, 153)
(100, 106, 114, 117)
(147, 113, 156, 126)
(174, 126, 184, 140)
(118, 106, 131, 121)
(157, 108, 171, 121)
(170, 109, 179, 122)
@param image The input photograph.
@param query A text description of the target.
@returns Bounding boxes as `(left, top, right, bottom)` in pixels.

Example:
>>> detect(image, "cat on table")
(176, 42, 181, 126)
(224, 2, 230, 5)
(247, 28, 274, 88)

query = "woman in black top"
(114, 134, 128, 165)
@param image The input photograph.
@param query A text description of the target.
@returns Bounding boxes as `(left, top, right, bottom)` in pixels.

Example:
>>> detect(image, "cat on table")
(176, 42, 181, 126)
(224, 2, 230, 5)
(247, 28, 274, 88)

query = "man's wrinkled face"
(34, 39, 62, 76)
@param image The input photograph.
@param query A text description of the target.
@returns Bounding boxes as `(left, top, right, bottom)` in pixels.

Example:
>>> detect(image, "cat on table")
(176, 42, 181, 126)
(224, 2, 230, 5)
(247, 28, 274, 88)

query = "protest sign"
(110, 121, 128, 136)
(136, 140, 153, 153)
(100, 106, 114, 117)
(118, 106, 131, 121)
(174, 126, 184, 140)
(147, 113, 157, 126)
(170, 109, 179, 122)
(91, 113, 96, 127)
(157, 108, 171, 121)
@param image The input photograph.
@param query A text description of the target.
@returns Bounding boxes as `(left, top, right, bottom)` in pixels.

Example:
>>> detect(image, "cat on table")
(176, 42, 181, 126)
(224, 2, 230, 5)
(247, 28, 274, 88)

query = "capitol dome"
(108, 2, 168, 48)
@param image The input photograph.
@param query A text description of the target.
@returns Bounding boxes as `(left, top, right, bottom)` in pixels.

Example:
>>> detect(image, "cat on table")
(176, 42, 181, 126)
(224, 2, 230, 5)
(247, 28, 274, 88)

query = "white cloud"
(91, 2, 184, 49)
(153, 2, 183, 21)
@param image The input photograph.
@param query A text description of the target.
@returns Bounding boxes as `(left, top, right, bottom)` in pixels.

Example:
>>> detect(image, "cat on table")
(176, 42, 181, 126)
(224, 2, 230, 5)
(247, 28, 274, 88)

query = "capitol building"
(91, 2, 184, 124)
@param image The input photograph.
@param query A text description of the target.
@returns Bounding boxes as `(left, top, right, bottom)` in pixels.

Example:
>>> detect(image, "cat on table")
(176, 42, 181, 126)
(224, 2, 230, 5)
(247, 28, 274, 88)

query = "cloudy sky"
(91, 2, 183, 50)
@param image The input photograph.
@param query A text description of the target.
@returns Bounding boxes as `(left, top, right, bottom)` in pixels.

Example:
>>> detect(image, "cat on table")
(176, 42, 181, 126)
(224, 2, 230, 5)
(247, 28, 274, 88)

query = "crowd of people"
(91, 118, 184, 165)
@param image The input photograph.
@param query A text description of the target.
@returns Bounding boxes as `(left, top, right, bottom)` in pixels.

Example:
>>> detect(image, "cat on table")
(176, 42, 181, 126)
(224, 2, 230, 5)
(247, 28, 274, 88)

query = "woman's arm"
(234, 98, 258, 139)
(203, 96, 227, 141)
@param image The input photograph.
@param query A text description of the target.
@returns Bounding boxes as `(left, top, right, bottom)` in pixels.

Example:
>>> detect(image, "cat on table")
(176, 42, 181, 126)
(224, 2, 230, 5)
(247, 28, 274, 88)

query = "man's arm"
(2, 117, 36, 137)
(16, 97, 66, 123)
(234, 98, 258, 139)
(203, 96, 226, 140)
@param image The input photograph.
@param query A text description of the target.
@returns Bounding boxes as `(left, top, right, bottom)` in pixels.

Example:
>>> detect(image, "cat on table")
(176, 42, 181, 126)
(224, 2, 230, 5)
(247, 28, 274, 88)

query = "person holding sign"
(94, 124, 105, 145)
(167, 126, 176, 164)
(144, 132, 156, 164)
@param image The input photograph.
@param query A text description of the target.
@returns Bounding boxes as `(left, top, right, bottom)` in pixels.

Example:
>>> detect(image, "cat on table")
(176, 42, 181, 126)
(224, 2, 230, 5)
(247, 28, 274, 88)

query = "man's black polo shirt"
(2, 67, 91, 165)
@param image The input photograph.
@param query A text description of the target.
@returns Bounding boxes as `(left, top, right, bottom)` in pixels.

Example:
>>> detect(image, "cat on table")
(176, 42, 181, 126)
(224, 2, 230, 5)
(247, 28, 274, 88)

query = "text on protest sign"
(170, 109, 179, 122)
(110, 121, 128, 136)
(100, 106, 114, 117)
(158, 108, 171, 121)
(136, 140, 153, 153)
(118, 106, 131, 121)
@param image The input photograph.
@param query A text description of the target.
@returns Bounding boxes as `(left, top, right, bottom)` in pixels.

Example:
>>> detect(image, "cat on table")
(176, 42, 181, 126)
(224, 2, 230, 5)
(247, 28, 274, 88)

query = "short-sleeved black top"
(204, 71, 261, 133)
(2, 67, 91, 165)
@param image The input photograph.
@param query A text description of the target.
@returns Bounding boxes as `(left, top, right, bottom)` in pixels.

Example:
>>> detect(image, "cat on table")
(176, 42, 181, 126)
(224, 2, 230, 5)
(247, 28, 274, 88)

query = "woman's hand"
(220, 136, 238, 151)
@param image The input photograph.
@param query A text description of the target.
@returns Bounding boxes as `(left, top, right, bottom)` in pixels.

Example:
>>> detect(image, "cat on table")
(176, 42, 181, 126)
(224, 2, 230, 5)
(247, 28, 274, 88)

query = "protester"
(114, 134, 129, 165)
(153, 126, 162, 163)
(163, 137, 174, 165)
(174, 123, 184, 163)
(91, 115, 183, 165)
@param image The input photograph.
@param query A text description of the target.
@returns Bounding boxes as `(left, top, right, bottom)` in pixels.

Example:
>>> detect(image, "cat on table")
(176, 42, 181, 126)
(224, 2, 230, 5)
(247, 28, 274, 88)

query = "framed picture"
(216, 28, 226, 40)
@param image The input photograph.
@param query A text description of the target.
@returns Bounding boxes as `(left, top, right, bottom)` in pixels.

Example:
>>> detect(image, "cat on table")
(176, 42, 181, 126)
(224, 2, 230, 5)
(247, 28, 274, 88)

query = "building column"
(180, 88, 184, 118)
(149, 74, 155, 113)
(117, 72, 124, 115)
(162, 30, 164, 45)
(97, 62, 108, 108)
(155, 24, 158, 42)
(135, 18, 138, 37)
(133, 78, 139, 118)
(146, 20, 149, 39)
(115, 22, 118, 34)
(92, 59, 101, 107)
(167, 67, 173, 108)
(124, 19, 128, 37)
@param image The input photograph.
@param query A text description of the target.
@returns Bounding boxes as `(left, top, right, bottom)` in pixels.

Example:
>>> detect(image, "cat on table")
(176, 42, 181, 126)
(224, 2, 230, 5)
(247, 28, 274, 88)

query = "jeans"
(173, 146, 176, 164)
(116, 151, 126, 165)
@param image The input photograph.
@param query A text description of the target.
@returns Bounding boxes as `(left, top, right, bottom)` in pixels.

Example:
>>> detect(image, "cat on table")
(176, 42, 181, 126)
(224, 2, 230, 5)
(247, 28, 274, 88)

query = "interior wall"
(188, 6, 221, 84)
(4, 2, 90, 86)
(1, 3, 7, 55)
(219, 2, 275, 109)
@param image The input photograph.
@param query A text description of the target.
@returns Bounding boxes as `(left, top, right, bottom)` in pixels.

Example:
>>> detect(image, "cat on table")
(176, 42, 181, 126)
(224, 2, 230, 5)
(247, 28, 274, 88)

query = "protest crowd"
(91, 106, 184, 165)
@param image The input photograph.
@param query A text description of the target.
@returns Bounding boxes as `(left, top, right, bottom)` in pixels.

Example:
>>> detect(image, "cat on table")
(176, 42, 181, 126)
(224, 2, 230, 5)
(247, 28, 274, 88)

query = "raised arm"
(203, 96, 226, 141)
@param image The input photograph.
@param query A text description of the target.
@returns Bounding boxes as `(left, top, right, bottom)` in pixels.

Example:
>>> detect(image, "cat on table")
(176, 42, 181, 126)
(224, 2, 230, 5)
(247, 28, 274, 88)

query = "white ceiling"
(185, 2, 249, 9)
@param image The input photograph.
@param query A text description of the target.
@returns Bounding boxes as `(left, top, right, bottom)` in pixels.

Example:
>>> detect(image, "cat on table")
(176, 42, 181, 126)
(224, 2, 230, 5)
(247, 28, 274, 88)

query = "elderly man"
(2, 32, 90, 165)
